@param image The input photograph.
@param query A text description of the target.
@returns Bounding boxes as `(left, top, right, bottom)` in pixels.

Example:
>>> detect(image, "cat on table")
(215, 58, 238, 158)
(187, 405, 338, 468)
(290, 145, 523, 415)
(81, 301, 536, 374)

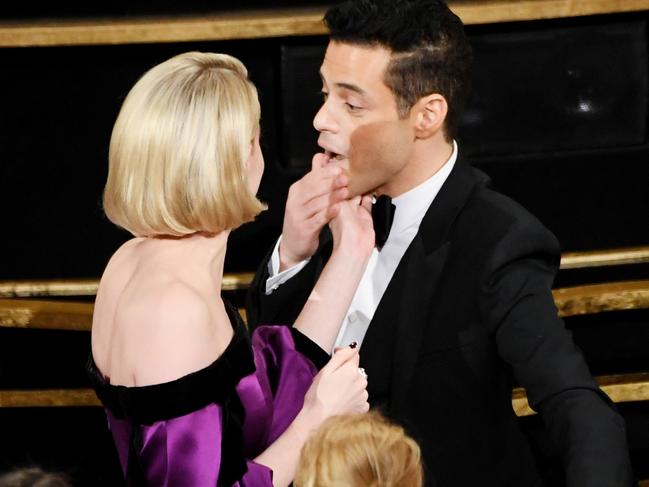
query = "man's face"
(314, 41, 414, 197)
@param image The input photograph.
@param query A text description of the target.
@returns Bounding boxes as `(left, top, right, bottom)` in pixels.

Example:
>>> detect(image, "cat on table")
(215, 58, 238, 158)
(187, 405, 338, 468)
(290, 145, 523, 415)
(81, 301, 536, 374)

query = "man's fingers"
(324, 202, 342, 221)
(301, 187, 348, 220)
(305, 204, 338, 231)
(311, 152, 331, 170)
(334, 173, 348, 189)
(291, 167, 346, 206)
(332, 186, 349, 203)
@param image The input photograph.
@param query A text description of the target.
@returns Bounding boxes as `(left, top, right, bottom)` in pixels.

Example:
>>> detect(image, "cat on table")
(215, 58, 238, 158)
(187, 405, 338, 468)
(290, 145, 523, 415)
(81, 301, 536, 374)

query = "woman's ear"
(412, 93, 448, 139)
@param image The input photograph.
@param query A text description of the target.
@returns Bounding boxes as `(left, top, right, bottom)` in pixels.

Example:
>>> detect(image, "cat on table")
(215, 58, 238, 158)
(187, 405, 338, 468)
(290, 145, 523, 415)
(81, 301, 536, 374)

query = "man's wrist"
(278, 243, 306, 272)
(266, 236, 312, 295)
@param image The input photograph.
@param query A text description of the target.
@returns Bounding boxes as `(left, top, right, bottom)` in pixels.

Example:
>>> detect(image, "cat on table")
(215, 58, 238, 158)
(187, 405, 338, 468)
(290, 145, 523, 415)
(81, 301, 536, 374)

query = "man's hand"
(279, 153, 348, 271)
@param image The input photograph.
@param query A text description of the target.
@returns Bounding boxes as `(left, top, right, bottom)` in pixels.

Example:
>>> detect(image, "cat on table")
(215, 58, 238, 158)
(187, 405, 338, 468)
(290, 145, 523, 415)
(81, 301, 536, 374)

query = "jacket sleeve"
(479, 220, 634, 487)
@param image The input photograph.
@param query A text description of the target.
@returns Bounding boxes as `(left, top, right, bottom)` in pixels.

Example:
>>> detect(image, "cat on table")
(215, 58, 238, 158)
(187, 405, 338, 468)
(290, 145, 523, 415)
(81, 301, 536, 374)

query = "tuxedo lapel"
(389, 160, 487, 412)
(390, 237, 449, 412)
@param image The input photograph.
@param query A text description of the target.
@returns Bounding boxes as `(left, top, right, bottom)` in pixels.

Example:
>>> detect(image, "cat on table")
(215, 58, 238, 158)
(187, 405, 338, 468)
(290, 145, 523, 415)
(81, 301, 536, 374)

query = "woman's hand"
(293, 196, 375, 353)
(328, 195, 375, 259)
(299, 346, 369, 430)
(254, 347, 368, 486)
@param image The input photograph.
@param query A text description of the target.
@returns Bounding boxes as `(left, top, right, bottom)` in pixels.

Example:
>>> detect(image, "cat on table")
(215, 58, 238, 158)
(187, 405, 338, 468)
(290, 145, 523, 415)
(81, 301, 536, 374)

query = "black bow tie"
(371, 195, 396, 250)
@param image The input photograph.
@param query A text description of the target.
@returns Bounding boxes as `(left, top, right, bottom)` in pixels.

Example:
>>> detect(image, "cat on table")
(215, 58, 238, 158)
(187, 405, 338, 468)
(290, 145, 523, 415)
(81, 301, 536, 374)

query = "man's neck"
(379, 136, 455, 198)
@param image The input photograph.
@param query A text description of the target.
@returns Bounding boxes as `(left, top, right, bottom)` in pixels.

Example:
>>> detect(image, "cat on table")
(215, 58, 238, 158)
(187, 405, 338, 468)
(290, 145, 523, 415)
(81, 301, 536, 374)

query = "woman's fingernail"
(349, 341, 358, 349)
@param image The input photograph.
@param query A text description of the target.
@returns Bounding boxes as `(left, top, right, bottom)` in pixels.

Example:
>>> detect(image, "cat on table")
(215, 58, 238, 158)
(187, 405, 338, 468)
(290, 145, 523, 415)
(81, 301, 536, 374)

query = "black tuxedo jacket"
(247, 160, 633, 487)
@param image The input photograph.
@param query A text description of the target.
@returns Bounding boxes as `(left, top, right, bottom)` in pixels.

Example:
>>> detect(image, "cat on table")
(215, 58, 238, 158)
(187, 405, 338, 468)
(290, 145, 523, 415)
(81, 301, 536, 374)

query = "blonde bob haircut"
(295, 411, 424, 487)
(104, 51, 266, 237)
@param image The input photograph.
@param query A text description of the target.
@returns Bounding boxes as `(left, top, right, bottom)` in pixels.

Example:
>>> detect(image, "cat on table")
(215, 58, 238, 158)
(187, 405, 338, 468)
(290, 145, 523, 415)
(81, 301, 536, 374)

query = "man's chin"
(347, 183, 380, 199)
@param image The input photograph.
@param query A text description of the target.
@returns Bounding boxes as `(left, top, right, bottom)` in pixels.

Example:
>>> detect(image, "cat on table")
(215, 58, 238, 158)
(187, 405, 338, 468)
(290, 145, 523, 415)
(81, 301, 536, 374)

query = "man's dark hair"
(325, 0, 473, 141)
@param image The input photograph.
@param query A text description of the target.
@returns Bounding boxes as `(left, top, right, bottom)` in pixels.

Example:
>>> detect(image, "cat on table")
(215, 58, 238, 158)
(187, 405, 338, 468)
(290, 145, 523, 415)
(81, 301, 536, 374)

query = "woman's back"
(87, 231, 339, 487)
(88, 51, 371, 486)
(91, 234, 233, 387)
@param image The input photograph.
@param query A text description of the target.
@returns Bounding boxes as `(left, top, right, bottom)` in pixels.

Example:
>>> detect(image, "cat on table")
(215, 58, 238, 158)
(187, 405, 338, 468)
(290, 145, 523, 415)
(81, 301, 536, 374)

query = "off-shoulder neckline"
(87, 301, 255, 422)
(89, 300, 246, 390)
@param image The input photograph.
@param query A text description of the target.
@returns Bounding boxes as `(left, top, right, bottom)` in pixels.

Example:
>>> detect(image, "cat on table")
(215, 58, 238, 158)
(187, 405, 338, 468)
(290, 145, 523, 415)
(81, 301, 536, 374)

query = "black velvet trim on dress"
(290, 328, 330, 371)
(87, 305, 254, 423)
(86, 301, 253, 487)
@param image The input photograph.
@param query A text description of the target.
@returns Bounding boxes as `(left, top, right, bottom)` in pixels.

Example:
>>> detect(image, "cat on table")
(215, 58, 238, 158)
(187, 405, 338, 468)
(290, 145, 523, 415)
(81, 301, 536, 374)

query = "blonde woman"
(88, 52, 373, 486)
(295, 411, 423, 487)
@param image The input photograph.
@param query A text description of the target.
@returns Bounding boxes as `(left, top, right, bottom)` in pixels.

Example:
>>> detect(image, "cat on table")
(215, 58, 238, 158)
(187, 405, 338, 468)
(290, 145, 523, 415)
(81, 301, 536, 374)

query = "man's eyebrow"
(335, 82, 367, 96)
(319, 71, 367, 96)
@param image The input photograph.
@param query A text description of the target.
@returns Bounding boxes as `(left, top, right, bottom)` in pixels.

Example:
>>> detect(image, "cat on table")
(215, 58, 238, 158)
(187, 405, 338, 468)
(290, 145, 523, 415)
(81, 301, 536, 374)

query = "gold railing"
(0, 388, 100, 408)
(554, 280, 649, 317)
(1, 0, 649, 47)
(560, 245, 649, 269)
(0, 272, 254, 298)
(512, 372, 649, 416)
(1, 246, 649, 412)
(2, 279, 649, 331)
(1, 246, 648, 299)
(0, 299, 93, 331)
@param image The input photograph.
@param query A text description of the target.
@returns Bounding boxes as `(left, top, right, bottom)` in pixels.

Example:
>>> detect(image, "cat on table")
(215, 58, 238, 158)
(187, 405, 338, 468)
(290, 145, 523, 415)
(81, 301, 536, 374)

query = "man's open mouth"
(323, 149, 346, 161)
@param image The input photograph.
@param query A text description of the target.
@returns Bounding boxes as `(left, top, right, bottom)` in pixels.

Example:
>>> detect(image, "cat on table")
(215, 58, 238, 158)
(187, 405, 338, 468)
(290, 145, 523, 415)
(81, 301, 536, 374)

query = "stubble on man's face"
(345, 118, 413, 197)
(315, 41, 414, 197)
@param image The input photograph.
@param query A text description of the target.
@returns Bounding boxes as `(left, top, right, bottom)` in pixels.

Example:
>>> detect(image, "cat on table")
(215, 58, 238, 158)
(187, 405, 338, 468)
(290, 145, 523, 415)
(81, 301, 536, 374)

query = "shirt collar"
(390, 140, 457, 234)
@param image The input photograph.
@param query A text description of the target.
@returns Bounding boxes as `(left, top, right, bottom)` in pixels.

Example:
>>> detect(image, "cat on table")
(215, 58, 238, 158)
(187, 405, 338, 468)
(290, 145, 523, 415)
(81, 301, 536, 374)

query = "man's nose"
(313, 102, 337, 133)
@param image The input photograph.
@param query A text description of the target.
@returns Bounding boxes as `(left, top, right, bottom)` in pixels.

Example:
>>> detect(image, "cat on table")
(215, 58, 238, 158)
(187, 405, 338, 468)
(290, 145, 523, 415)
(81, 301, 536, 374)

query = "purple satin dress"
(88, 303, 329, 486)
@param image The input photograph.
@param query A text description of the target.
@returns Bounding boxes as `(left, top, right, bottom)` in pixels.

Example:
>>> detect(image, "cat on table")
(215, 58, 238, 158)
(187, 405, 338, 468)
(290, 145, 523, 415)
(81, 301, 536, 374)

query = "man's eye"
(319, 90, 329, 100)
(345, 102, 361, 112)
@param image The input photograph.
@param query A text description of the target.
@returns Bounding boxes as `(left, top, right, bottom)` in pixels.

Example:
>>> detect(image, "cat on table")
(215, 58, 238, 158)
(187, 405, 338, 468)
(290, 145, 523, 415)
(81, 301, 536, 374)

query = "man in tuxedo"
(247, 1, 633, 485)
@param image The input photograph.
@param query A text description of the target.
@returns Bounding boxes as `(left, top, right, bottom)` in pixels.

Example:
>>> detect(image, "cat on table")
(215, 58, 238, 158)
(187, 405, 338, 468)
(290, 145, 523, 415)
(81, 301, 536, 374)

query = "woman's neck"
(147, 230, 230, 293)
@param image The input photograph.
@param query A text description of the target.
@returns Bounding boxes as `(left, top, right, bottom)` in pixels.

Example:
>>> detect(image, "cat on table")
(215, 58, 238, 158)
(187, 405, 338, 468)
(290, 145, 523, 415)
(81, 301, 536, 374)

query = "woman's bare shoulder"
(124, 280, 231, 386)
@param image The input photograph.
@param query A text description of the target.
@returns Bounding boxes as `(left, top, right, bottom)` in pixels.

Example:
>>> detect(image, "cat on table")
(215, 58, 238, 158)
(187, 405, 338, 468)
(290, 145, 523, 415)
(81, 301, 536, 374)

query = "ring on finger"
(358, 367, 368, 379)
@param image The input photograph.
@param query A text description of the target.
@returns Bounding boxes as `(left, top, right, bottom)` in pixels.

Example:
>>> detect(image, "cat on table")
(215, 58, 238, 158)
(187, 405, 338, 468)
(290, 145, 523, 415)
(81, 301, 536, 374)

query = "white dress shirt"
(266, 141, 458, 352)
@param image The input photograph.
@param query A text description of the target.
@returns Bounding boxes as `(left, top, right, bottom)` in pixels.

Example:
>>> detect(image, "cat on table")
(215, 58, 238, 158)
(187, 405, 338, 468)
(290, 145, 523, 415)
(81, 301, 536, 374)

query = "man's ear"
(412, 94, 448, 139)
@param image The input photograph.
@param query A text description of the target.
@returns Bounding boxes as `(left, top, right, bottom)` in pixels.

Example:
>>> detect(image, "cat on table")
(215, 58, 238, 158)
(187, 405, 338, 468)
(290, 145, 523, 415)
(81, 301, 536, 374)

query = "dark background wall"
(0, 13, 648, 280)
(0, 4, 648, 485)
